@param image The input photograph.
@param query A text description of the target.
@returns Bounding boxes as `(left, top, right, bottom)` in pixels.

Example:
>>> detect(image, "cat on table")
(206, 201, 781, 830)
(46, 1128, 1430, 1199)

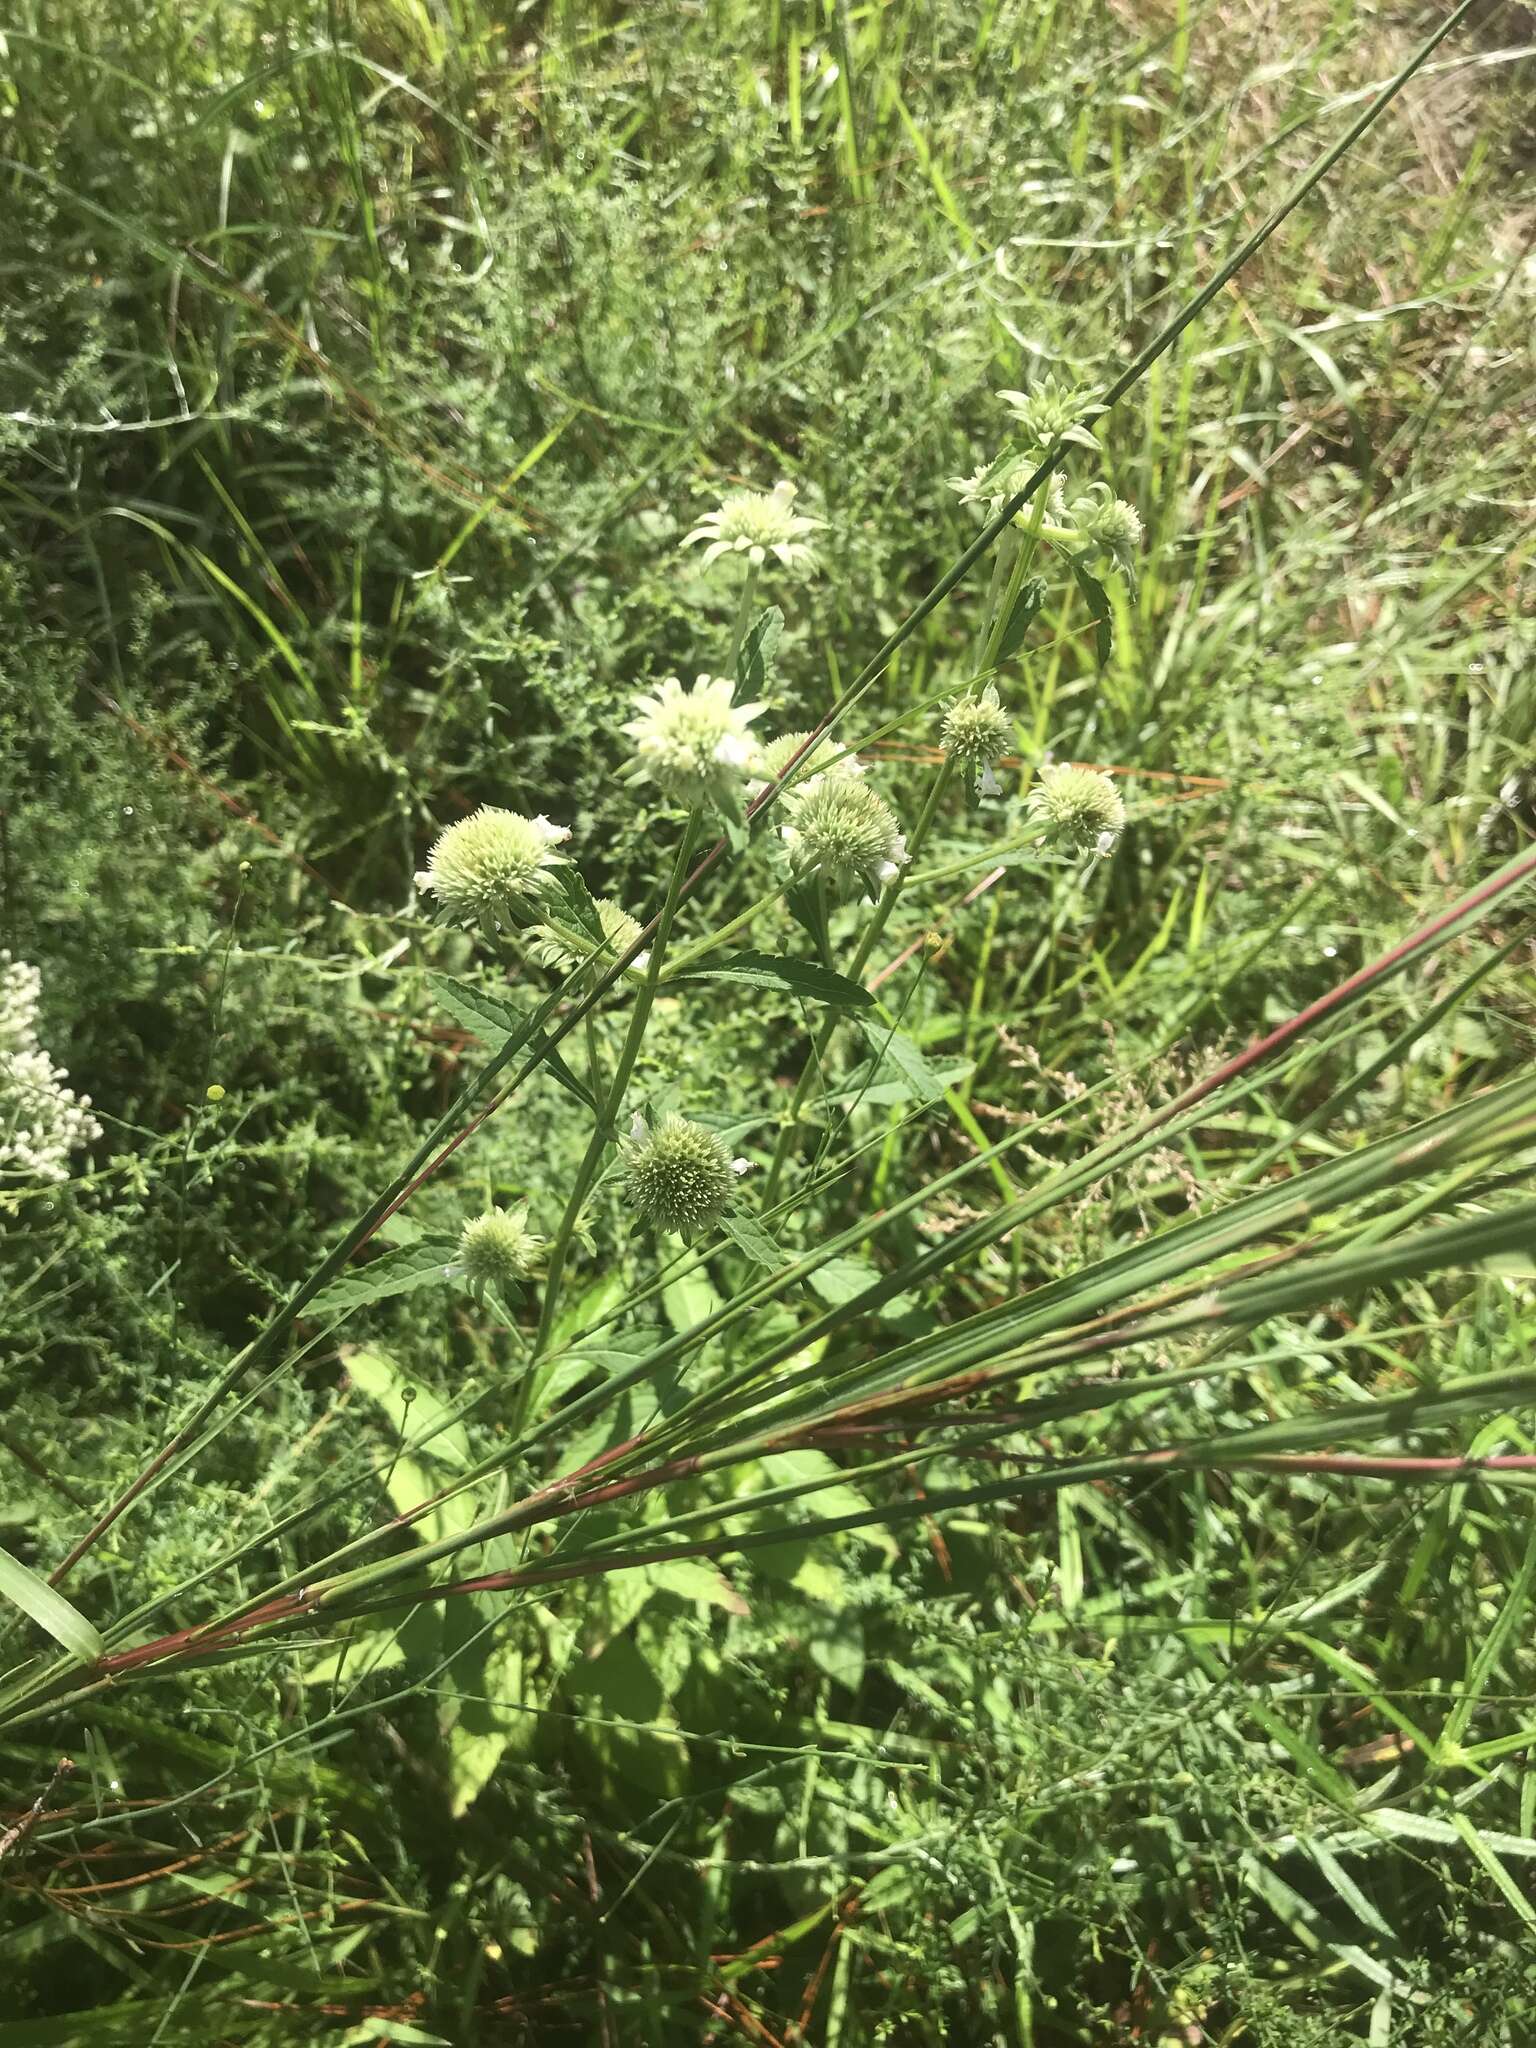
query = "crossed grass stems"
(6, 0, 1531, 1725)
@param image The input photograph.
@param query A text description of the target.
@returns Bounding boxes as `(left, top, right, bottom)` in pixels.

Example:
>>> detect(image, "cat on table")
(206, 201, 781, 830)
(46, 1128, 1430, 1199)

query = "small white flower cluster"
(0, 953, 102, 1185)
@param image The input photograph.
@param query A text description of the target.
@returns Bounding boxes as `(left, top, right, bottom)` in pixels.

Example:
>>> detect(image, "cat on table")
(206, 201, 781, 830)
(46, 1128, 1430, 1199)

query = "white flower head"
(621, 1113, 739, 1237)
(682, 479, 821, 574)
(1027, 762, 1127, 853)
(746, 729, 865, 803)
(623, 672, 767, 805)
(780, 776, 909, 900)
(416, 806, 570, 930)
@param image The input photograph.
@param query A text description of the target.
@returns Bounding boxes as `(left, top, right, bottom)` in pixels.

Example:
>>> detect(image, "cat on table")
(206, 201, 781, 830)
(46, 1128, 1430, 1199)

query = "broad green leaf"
(0, 1543, 103, 1665)
(427, 971, 596, 1110)
(719, 1212, 786, 1269)
(736, 604, 783, 697)
(308, 1236, 459, 1318)
(1069, 561, 1113, 666)
(852, 1021, 963, 1104)
(808, 1614, 865, 1693)
(675, 949, 873, 1007)
(644, 1557, 748, 1615)
(995, 573, 1047, 662)
(808, 1254, 881, 1305)
(445, 1636, 530, 1819)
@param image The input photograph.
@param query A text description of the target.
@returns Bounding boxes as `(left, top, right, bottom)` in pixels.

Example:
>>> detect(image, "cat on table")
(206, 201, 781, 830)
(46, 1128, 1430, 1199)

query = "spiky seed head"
(681, 479, 821, 573)
(528, 897, 650, 980)
(458, 1206, 545, 1297)
(747, 729, 865, 801)
(621, 1114, 738, 1236)
(622, 673, 767, 805)
(1026, 763, 1127, 852)
(941, 685, 1012, 773)
(416, 807, 570, 929)
(779, 776, 909, 900)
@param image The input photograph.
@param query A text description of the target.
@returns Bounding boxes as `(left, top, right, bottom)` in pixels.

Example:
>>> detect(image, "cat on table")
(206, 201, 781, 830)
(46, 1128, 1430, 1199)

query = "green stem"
(532, 809, 702, 1358)
(667, 880, 788, 972)
(762, 756, 956, 1202)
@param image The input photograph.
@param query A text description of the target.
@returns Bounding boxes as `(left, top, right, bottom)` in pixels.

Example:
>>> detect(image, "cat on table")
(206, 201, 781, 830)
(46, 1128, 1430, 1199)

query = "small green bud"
(459, 1205, 545, 1297)
(1026, 762, 1126, 853)
(621, 1114, 740, 1237)
(528, 897, 650, 981)
(941, 685, 1012, 774)
(205, 1083, 226, 1103)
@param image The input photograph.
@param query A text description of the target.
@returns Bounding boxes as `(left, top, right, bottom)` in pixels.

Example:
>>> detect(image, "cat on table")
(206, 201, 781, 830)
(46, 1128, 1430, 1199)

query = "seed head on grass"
(459, 1206, 545, 1299)
(416, 808, 570, 930)
(1027, 763, 1126, 854)
(622, 1114, 742, 1237)
(623, 673, 767, 806)
(682, 479, 821, 574)
(779, 776, 909, 900)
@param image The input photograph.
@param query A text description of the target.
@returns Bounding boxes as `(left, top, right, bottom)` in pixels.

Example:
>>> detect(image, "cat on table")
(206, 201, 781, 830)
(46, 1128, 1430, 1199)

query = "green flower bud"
(748, 729, 864, 801)
(621, 1114, 741, 1236)
(1027, 763, 1126, 853)
(995, 374, 1096, 450)
(416, 807, 570, 930)
(941, 685, 1012, 774)
(459, 1205, 545, 1297)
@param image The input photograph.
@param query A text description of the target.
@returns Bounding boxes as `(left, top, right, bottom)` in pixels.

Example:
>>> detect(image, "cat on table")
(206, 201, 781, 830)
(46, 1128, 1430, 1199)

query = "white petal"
(730, 1157, 751, 1175)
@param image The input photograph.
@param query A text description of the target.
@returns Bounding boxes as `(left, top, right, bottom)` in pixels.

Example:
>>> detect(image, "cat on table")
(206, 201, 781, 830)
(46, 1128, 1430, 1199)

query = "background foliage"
(2, 0, 1534, 2039)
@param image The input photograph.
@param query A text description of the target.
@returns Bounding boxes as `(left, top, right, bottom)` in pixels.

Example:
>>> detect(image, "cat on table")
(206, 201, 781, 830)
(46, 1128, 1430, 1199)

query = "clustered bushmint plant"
(410, 416, 1139, 1290)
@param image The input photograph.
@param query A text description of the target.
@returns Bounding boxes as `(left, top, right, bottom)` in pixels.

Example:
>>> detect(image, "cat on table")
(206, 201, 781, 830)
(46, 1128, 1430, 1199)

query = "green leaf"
(1069, 561, 1114, 666)
(308, 1237, 460, 1318)
(808, 1254, 881, 1305)
(720, 1212, 786, 1269)
(676, 950, 873, 1007)
(854, 1020, 962, 1104)
(736, 604, 783, 697)
(0, 1542, 103, 1665)
(427, 972, 597, 1111)
(995, 573, 1047, 663)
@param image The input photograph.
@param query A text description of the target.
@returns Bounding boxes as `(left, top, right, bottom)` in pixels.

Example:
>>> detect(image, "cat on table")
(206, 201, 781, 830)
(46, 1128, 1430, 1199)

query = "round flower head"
(941, 685, 1012, 775)
(623, 673, 767, 806)
(416, 807, 569, 929)
(529, 897, 650, 981)
(682, 479, 821, 574)
(995, 375, 1096, 451)
(1027, 763, 1127, 853)
(459, 1205, 545, 1298)
(621, 1113, 738, 1237)
(780, 776, 909, 900)
(746, 729, 865, 802)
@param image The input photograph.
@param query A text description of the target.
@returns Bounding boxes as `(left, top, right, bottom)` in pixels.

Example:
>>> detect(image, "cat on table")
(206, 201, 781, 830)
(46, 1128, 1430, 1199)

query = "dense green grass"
(3, 0, 1535, 2040)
